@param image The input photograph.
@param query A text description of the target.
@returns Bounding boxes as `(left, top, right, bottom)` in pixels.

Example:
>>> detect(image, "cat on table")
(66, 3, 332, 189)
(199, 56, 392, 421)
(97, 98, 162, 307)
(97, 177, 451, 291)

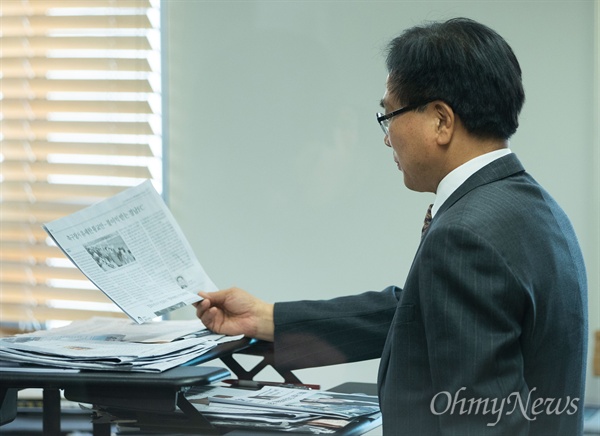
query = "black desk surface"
(0, 365, 230, 391)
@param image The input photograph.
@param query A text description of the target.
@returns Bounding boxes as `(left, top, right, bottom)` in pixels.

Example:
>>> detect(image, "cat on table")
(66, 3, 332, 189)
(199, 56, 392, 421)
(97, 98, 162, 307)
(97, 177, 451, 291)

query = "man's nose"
(384, 135, 392, 148)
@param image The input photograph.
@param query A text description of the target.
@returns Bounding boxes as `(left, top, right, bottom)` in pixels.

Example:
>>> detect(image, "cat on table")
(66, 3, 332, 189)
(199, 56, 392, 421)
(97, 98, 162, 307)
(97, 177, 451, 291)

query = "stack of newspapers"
(182, 384, 381, 434)
(0, 317, 242, 372)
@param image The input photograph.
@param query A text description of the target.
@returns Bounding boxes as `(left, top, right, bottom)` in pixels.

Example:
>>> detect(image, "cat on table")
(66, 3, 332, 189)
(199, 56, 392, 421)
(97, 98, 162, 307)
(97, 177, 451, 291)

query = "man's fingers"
(199, 306, 220, 331)
(194, 298, 211, 318)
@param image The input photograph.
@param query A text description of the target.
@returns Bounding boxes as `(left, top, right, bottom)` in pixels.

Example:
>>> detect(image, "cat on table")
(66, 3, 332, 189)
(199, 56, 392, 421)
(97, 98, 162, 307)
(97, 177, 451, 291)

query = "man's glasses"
(376, 100, 438, 136)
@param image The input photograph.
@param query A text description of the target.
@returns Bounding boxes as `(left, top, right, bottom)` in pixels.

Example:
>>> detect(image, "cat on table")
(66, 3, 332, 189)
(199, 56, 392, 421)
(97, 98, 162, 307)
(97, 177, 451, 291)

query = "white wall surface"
(165, 1, 599, 402)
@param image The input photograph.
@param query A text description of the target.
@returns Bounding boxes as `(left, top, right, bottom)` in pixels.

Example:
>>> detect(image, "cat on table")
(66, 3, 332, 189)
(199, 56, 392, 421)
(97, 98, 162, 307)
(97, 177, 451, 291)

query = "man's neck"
(444, 136, 509, 176)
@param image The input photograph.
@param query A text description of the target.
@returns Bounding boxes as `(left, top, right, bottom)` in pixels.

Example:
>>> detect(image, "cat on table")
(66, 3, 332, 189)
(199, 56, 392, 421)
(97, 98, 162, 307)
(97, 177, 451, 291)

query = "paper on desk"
(0, 342, 213, 372)
(43, 180, 217, 324)
(20, 316, 213, 343)
(183, 385, 379, 433)
(0, 317, 243, 372)
(201, 385, 380, 419)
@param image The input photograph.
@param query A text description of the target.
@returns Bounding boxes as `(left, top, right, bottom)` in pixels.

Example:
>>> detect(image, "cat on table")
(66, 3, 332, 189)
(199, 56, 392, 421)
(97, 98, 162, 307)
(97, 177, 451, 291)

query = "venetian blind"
(0, 0, 163, 333)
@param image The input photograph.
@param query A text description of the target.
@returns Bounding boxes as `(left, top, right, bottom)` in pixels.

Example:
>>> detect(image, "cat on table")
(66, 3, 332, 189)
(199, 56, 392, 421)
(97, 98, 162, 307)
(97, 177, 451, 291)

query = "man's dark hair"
(386, 18, 525, 140)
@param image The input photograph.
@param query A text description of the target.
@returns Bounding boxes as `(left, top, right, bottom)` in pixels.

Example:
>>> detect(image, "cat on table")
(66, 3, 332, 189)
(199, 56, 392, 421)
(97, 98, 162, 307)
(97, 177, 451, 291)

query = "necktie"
(421, 204, 433, 238)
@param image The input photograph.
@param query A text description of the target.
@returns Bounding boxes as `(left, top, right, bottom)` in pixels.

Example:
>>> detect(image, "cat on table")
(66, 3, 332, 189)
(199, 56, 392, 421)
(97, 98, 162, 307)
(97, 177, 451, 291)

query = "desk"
(1, 365, 230, 435)
(1, 339, 382, 436)
(0, 338, 253, 435)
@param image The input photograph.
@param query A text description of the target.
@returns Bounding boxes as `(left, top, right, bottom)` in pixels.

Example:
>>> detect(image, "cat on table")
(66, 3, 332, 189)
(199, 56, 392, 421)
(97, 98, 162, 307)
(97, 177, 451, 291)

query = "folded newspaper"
(0, 317, 243, 372)
(42, 180, 217, 324)
(182, 385, 380, 433)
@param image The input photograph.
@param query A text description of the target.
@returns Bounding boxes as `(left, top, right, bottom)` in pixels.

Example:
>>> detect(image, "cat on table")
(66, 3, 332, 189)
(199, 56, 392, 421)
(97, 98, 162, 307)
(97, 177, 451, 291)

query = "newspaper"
(204, 386, 380, 419)
(13, 316, 216, 343)
(181, 385, 380, 433)
(0, 317, 243, 372)
(188, 386, 379, 418)
(42, 180, 217, 324)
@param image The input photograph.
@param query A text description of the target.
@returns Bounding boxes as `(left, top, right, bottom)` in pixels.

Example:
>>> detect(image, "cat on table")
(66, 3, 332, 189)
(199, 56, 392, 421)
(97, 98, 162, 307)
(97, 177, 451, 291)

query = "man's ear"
(432, 101, 455, 146)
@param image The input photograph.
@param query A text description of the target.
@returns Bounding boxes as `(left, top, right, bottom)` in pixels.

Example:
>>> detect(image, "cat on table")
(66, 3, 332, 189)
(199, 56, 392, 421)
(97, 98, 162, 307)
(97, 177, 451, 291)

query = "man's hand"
(194, 287, 274, 342)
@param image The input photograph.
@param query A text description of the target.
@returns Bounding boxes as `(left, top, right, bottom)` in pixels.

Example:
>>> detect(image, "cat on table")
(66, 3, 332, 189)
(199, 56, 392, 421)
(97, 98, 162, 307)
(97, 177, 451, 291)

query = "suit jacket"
(273, 154, 588, 435)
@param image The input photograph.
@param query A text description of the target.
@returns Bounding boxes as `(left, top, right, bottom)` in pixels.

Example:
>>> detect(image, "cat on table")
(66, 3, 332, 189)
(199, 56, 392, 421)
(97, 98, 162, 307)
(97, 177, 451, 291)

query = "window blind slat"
(1, 0, 152, 15)
(2, 100, 153, 117)
(0, 202, 89, 223)
(1, 263, 88, 281)
(2, 141, 154, 159)
(0, 162, 153, 181)
(1, 15, 152, 35)
(2, 120, 155, 136)
(2, 78, 154, 98)
(0, 223, 49, 243)
(1, 242, 63, 263)
(1, 36, 152, 55)
(1, 283, 118, 304)
(1, 58, 151, 76)
(0, 182, 128, 202)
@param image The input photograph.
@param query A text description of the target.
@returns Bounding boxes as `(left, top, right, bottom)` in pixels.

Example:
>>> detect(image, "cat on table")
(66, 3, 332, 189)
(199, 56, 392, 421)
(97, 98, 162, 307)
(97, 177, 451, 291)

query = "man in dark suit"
(195, 18, 588, 435)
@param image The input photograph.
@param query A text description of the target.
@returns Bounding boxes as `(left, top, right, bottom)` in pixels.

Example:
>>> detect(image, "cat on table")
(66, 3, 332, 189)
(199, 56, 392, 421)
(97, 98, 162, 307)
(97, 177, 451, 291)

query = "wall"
(165, 1, 599, 402)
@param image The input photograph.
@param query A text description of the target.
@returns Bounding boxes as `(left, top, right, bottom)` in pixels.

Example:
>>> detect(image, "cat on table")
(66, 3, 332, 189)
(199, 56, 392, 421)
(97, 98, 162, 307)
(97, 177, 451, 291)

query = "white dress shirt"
(431, 148, 512, 218)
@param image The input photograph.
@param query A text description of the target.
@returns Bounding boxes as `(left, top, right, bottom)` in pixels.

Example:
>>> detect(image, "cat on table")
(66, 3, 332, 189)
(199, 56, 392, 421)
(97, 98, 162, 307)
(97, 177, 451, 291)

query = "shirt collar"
(431, 148, 512, 218)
